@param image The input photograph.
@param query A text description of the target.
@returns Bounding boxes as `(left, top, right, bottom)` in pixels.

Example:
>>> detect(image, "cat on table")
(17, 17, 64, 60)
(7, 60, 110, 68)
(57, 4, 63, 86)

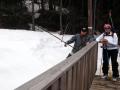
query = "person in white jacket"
(96, 24, 119, 81)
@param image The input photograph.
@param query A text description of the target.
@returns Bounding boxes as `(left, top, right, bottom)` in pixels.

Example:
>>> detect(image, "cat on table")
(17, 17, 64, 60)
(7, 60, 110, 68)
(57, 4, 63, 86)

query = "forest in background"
(0, 0, 120, 37)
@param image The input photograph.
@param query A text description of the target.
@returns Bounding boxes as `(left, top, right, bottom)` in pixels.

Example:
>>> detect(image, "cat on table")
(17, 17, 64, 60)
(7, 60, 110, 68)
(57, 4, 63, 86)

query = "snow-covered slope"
(0, 29, 72, 90)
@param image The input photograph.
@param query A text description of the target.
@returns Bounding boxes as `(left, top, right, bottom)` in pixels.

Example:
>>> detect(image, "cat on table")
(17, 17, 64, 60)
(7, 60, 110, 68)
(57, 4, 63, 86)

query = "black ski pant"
(102, 49, 119, 78)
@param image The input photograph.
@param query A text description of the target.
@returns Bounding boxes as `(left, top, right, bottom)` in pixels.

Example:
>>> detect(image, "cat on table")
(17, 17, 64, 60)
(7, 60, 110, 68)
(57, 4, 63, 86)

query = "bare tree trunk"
(60, 0, 63, 35)
(68, 0, 72, 6)
(38, 0, 41, 10)
(88, 0, 93, 34)
(32, 0, 35, 31)
(49, 0, 54, 10)
(41, 0, 45, 11)
(93, 0, 97, 31)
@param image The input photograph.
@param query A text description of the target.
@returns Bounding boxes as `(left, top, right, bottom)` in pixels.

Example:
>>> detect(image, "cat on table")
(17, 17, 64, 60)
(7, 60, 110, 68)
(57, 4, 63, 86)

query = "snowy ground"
(0, 29, 72, 90)
(0, 29, 119, 90)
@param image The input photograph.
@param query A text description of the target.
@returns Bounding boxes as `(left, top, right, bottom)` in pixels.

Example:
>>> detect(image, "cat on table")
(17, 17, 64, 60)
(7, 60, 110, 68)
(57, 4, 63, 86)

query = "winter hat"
(104, 24, 111, 29)
(81, 27, 88, 32)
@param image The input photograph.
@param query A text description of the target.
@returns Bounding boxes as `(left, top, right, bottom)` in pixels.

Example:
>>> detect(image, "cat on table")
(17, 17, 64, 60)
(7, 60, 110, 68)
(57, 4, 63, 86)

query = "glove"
(100, 39, 108, 44)
(64, 43, 67, 47)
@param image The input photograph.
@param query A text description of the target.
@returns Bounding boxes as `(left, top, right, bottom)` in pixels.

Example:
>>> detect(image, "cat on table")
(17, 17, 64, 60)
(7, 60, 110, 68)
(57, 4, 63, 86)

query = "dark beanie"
(81, 27, 88, 32)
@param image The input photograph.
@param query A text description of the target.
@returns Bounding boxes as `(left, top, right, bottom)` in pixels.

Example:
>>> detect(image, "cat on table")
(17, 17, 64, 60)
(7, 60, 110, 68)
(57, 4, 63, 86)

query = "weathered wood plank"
(76, 61, 81, 90)
(67, 69, 72, 90)
(60, 73, 67, 90)
(72, 64, 77, 90)
(51, 80, 59, 90)
(81, 57, 85, 90)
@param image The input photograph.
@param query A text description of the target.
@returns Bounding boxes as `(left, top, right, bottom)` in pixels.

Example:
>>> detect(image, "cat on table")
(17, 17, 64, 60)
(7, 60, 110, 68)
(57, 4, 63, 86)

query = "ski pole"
(100, 51, 103, 76)
(109, 10, 114, 28)
(38, 26, 74, 49)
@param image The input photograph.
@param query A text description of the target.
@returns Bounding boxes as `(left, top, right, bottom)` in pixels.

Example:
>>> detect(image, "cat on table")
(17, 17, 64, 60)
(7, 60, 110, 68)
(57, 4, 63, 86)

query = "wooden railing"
(15, 41, 98, 90)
